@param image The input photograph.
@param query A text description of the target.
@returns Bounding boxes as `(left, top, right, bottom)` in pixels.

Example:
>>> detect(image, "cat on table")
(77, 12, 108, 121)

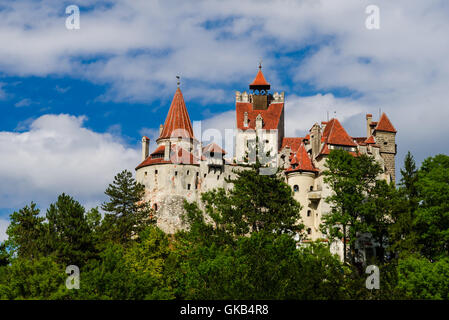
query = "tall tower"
(373, 113, 397, 183)
(235, 64, 285, 163)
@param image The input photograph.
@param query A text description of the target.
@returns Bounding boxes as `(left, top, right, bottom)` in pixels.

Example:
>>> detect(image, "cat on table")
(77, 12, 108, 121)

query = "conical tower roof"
(375, 113, 397, 133)
(158, 88, 195, 140)
(249, 65, 270, 90)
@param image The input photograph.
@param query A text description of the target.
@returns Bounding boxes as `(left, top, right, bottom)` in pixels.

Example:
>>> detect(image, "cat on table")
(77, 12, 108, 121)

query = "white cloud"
(14, 98, 33, 108)
(0, 114, 139, 211)
(0, 0, 448, 183)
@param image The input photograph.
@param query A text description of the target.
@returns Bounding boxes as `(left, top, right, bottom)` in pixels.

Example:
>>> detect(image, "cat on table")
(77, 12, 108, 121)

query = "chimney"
(164, 141, 170, 161)
(366, 114, 373, 137)
(141, 136, 149, 161)
(243, 112, 249, 127)
(310, 123, 321, 159)
(159, 124, 164, 135)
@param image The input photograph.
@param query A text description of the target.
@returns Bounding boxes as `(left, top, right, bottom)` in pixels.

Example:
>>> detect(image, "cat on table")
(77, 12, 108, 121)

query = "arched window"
(293, 185, 299, 192)
(307, 228, 311, 235)
(307, 210, 311, 217)
(309, 186, 313, 191)
(187, 170, 190, 175)
(153, 203, 158, 211)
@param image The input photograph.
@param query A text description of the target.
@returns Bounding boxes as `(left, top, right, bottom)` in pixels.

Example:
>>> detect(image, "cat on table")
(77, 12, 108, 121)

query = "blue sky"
(1, 0, 449, 240)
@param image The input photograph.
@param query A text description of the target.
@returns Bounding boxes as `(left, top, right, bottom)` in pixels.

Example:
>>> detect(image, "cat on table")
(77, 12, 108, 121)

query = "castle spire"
(249, 62, 270, 91)
(157, 87, 195, 141)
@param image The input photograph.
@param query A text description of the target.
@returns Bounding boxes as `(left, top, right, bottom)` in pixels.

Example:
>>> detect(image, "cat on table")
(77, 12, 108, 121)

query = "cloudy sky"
(1, 0, 449, 240)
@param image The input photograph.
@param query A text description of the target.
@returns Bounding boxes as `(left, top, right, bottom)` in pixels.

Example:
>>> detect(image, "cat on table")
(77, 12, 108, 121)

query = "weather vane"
(259, 58, 262, 69)
(176, 75, 180, 88)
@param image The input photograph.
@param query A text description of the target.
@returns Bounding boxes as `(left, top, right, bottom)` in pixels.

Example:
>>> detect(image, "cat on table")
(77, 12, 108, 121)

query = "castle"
(135, 66, 397, 249)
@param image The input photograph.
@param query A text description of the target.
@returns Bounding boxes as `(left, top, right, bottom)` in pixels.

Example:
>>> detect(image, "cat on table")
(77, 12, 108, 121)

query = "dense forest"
(1, 150, 448, 300)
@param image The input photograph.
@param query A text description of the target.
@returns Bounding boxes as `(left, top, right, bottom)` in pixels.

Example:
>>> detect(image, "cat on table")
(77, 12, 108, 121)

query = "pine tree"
(390, 151, 420, 257)
(6, 202, 45, 260)
(46, 193, 96, 266)
(101, 170, 154, 244)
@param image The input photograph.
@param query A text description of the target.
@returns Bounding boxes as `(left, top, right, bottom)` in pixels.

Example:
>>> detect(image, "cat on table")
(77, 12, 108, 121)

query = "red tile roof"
(236, 102, 284, 131)
(364, 135, 376, 144)
(353, 137, 368, 145)
(286, 143, 318, 173)
(281, 137, 304, 151)
(202, 142, 227, 155)
(249, 68, 270, 89)
(158, 88, 195, 140)
(136, 144, 199, 169)
(375, 113, 397, 133)
(322, 118, 357, 147)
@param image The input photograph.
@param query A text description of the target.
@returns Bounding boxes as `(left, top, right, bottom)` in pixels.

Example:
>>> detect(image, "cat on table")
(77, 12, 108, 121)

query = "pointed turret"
(157, 88, 195, 141)
(375, 112, 397, 133)
(249, 63, 270, 91)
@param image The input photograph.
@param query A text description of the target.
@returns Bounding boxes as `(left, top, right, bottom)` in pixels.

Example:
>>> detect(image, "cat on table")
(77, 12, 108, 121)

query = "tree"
(170, 231, 347, 299)
(46, 193, 96, 266)
(320, 149, 384, 264)
(101, 170, 154, 244)
(0, 242, 10, 267)
(397, 256, 449, 299)
(390, 151, 420, 257)
(6, 202, 45, 260)
(414, 154, 449, 260)
(185, 163, 303, 240)
(72, 226, 174, 300)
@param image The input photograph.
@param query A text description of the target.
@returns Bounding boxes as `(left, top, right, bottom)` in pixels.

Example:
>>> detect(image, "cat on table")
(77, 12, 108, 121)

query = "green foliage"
(45, 193, 96, 266)
(320, 149, 387, 263)
(72, 226, 174, 300)
(1, 153, 449, 300)
(0, 256, 67, 300)
(0, 242, 10, 267)
(101, 170, 155, 244)
(6, 202, 45, 260)
(414, 154, 449, 260)
(389, 151, 420, 256)
(186, 165, 303, 239)
(397, 256, 449, 299)
(171, 231, 347, 299)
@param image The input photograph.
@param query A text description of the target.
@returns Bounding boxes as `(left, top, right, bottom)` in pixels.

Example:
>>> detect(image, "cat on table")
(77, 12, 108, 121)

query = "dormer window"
(293, 185, 299, 192)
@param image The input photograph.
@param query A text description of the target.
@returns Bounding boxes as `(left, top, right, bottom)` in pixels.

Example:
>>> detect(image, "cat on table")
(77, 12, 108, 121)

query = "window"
(307, 228, 311, 235)
(187, 184, 191, 190)
(309, 186, 313, 191)
(196, 172, 199, 177)
(210, 151, 215, 158)
(217, 175, 220, 180)
(204, 173, 207, 178)
(155, 170, 158, 175)
(175, 171, 178, 176)
(153, 203, 158, 211)
(384, 141, 388, 145)
(187, 170, 190, 175)
(144, 171, 147, 176)
(293, 185, 299, 192)
(307, 210, 311, 217)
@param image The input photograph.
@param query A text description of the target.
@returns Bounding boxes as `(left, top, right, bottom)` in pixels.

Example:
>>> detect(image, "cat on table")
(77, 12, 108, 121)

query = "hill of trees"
(0, 151, 448, 300)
